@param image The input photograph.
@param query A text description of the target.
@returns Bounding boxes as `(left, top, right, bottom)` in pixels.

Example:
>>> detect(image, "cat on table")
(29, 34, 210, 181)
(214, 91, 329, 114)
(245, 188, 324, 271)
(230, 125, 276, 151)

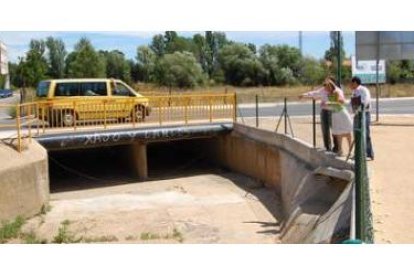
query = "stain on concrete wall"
(0, 141, 49, 221)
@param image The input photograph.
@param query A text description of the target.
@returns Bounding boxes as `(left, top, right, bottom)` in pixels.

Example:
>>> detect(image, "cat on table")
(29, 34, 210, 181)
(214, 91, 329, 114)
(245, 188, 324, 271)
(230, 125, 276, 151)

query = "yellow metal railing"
(0, 93, 236, 153)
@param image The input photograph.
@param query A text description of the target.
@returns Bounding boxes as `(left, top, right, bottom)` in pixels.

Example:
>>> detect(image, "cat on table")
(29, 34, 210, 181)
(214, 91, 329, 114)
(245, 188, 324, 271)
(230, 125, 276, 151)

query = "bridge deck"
(35, 122, 233, 151)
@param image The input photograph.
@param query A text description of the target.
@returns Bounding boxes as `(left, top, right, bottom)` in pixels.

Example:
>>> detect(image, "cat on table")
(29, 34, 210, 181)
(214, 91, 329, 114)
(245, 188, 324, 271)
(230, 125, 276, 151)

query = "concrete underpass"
(0, 123, 354, 243)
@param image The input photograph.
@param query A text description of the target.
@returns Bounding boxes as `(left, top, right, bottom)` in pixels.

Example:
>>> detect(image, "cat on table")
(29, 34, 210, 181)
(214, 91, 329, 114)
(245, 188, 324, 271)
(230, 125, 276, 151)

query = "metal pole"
(312, 99, 316, 148)
(284, 97, 287, 135)
(354, 110, 363, 240)
(337, 31, 342, 87)
(375, 32, 380, 122)
(255, 94, 259, 128)
(299, 31, 303, 55)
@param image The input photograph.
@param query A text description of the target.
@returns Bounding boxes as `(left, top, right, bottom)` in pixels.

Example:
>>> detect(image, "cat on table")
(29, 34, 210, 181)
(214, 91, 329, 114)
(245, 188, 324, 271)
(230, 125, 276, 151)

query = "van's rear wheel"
(132, 105, 146, 122)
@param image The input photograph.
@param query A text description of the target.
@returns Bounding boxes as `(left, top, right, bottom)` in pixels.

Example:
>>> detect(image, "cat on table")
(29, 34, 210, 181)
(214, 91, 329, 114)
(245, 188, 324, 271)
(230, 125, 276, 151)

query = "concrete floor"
(21, 172, 284, 244)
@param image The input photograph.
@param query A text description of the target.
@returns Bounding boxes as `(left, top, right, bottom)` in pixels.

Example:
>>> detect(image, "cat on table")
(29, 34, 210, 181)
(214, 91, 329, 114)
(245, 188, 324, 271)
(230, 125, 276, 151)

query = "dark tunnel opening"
(48, 139, 220, 193)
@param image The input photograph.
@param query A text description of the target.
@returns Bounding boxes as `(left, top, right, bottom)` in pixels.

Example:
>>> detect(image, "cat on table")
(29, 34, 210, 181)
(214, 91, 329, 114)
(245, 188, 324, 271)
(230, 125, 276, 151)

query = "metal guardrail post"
(312, 99, 316, 148)
(41, 105, 46, 134)
(284, 97, 287, 135)
(15, 105, 22, 153)
(158, 98, 162, 126)
(233, 93, 237, 122)
(184, 97, 188, 125)
(36, 103, 40, 136)
(103, 101, 107, 129)
(27, 105, 32, 143)
(209, 97, 213, 123)
(73, 101, 77, 131)
(255, 94, 259, 128)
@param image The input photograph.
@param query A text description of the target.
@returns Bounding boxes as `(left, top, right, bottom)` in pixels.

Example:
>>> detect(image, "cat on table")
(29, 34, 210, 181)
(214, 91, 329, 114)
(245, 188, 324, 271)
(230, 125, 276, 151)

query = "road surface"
(238, 98, 414, 118)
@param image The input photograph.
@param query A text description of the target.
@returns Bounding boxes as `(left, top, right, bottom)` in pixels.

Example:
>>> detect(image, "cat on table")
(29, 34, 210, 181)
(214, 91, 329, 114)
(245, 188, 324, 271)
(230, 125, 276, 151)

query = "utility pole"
(337, 31, 342, 87)
(299, 31, 303, 55)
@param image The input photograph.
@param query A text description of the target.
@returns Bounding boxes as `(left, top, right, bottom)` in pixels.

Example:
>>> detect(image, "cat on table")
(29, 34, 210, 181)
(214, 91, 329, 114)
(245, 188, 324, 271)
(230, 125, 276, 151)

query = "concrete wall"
(208, 123, 354, 243)
(0, 141, 49, 221)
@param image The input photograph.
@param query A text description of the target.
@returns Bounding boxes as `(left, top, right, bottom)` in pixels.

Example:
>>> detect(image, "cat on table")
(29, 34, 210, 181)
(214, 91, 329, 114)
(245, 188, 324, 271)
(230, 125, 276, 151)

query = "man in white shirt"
(350, 76, 374, 160)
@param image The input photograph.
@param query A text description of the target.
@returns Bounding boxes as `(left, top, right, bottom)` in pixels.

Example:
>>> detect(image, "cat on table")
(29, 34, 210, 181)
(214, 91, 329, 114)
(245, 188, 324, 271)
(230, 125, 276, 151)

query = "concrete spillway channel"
(0, 123, 353, 243)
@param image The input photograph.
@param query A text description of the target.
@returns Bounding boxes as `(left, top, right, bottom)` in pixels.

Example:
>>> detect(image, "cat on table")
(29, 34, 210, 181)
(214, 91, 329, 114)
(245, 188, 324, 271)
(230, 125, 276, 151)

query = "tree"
(101, 50, 131, 82)
(66, 38, 106, 78)
(136, 46, 156, 82)
(164, 31, 195, 54)
(150, 34, 166, 57)
(274, 45, 302, 77)
(45, 37, 67, 78)
(258, 44, 302, 85)
(154, 51, 205, 88)
(20, 39, 49, 87)
(259, 44, 280, 85)
(247, 43, 256, 54)
(324, 31, 345, 62)
(192, 34, 206, 67)
(205, 31, 229, 79)
(128, 60, 139, 83)
(299, 57, 327, 85)
(218, 43, 266, 86)
(324, 31, 347, 82)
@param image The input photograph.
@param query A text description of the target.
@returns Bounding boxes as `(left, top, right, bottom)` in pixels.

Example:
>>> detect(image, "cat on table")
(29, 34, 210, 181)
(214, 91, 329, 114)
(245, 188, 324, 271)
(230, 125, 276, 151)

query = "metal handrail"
(0, 93, 236, 153)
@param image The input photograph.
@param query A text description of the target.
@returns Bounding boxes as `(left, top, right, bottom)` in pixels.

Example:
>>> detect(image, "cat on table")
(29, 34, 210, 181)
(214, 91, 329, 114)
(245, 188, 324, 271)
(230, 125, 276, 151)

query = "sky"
(0, 31, 355, 63)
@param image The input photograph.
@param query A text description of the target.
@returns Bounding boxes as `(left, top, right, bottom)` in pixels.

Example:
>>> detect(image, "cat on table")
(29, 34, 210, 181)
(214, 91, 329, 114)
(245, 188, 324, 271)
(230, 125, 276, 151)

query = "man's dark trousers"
(365, 111, 374, 159)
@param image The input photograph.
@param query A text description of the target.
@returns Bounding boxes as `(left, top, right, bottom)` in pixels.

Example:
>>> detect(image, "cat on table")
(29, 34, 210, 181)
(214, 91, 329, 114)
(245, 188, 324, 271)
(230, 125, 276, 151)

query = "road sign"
(0, 41, 9, 75)
(356, 31, 414, 61)
(351, 56, 386, 84)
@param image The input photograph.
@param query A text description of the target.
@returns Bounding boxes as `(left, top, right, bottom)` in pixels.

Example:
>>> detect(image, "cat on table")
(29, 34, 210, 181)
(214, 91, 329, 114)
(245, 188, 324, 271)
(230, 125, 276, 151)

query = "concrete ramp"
(208, 123, 354, 243)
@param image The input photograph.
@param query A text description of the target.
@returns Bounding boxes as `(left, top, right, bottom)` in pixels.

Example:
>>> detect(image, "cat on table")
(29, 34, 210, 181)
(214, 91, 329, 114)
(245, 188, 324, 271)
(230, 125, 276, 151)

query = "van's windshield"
(36, 81, 50, 97)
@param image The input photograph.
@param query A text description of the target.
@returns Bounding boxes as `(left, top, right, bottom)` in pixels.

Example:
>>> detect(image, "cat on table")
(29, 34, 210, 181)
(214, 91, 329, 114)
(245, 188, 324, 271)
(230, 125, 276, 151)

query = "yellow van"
(36, 78, 151, 127)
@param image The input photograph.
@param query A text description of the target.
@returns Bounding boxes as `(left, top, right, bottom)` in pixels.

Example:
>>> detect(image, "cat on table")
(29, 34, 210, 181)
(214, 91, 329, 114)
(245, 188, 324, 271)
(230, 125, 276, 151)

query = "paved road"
(0, 92, 20, 120)
(238, 98, 414, 118)
(1, 96, 413, 128)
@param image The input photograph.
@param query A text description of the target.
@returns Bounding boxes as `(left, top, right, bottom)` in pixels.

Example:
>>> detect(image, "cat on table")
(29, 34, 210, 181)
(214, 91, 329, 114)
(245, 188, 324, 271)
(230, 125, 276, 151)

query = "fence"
(236, 94, 374, 243)
(0, 93, 236, 152)
(235, 95, 323, 149)
(353, 107, 374, 243)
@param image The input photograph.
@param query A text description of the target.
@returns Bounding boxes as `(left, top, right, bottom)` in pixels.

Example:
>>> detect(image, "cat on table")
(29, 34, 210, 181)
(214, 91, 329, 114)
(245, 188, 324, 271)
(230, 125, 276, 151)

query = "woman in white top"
(324, 79, 353, 156)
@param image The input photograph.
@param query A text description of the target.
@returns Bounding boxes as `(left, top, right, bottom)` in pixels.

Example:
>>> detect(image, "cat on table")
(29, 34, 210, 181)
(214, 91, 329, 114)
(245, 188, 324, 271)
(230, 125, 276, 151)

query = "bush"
(154, 51, 206, 88)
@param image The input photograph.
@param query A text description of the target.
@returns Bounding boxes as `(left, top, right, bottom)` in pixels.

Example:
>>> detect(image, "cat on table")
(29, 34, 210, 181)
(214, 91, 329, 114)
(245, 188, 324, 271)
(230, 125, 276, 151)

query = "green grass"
(139, 228, 184, 243)
(82, 235, 119, 243)
(7, 105, 17, 119)
(20, 231, 48, 244)
(52, 220, 81, 244)
(172, 228, 184, 243)
(140, 232, 160, 240)
(0, 216, 26, 243)
(40, 204, 52, 215)
(125, 235, 137, 241)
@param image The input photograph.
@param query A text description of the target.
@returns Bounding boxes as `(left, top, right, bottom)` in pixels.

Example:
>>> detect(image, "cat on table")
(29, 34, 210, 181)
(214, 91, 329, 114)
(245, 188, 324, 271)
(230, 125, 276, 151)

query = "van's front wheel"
(61, 110, 76, 127)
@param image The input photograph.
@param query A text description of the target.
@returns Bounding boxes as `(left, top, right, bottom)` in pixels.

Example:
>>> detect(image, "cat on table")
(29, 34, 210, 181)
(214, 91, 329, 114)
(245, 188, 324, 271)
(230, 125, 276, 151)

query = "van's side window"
(113, 82, 131, 96)
(80, 82, 108, 96)
(55, 83, 79, 96)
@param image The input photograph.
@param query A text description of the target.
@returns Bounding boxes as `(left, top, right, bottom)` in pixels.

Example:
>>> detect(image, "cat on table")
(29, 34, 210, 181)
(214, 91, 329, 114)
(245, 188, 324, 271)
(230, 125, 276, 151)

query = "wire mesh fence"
(236, 94, 374, 243)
